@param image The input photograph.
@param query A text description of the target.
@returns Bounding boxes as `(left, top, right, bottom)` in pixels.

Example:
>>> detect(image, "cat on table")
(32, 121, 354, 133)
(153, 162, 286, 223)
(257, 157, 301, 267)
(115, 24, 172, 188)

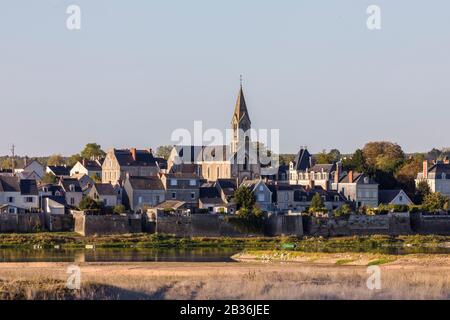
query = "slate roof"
(199, 186, 221, 199)
(294, 188, 346, 202)
(338, 172, 377, 184)
(93, 183, 116, 196)
(292, 148, 311, 171)
(310, 163, 336, 173)
(215, 179, 237, 197)
(79, 160, 102, 171)
(47, 166, 72, 176)
(128, 176, 164, 191)
(59, 178, 82, 192)
(113, 149, 158, 167)
(233, 85, 251, 125)
(0, 177, 38, 195)
(426, 162, 450, 179)
(378, 190, 411, 205)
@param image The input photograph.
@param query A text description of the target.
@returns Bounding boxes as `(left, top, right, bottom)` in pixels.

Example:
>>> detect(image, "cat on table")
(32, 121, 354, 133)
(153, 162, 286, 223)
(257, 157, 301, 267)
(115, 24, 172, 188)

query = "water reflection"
(0, 248, 241, 263)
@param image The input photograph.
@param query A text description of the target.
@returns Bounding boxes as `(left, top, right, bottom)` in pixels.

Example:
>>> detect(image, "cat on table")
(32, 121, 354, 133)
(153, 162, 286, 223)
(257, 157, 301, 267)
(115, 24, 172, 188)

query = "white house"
(378, 189, 413, 206)
(240, 179, 273, 211)
(15, 159, 45, 181)
(0, 176, 39, 211)
(88, 183, 119, 207)
(416, 159, 450, 197)
(70, 159, 103, 179)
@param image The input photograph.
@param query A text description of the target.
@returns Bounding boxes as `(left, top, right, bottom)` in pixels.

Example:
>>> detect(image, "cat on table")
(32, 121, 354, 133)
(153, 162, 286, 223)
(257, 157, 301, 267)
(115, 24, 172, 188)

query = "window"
(399, 196, 403, 202)
(189, 179, 196, 186)
(69, 184, 75, 192)
(216, 167, 220, 178)
(284, 193, 289, 201)
(259, 185, 264, 191)
(172, 192, 176, 199)
(334, 195, 340, 202)
(103, 199, 108, 206)
(7, 197, 14, 203)
(170, 179, 177, 186)
(70, 197, 75, 205)
(25, 197, 34, 203)
(9, 208, 16, 214)
(442, 173, 447, 180)
(191, 192, 196, 200)
(257, 194, 265, 202)
(138, 196, 143, 204)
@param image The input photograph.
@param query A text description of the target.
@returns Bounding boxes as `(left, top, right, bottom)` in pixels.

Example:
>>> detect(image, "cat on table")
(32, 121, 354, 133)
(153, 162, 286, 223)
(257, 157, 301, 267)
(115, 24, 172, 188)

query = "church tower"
(231, 80, 251, 154)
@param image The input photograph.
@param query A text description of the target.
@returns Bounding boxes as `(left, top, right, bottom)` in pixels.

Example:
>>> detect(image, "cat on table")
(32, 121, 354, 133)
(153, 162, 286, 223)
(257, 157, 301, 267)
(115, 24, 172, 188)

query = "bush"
(78, 196, 103, 211)
(113, 205, 126, 214)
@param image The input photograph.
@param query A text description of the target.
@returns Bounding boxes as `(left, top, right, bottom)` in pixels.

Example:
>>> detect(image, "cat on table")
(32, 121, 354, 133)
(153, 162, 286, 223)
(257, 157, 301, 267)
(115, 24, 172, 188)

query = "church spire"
(232, 76, 251, 126)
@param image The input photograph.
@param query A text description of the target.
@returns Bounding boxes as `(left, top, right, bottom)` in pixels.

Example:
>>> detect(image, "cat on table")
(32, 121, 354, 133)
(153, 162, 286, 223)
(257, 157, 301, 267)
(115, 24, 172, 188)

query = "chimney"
(348, 171, 353, 184)
(423, 160, 428, 178)
(444, 156, 450, 165)
(334, 163, 340, 185)
(130, 148, 137, 161)
(82, 158, 86, 166)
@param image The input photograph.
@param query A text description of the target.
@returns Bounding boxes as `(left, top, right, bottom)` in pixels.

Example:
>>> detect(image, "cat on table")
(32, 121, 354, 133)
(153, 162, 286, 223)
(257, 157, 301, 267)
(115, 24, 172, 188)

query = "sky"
(1, 0, 449, 156)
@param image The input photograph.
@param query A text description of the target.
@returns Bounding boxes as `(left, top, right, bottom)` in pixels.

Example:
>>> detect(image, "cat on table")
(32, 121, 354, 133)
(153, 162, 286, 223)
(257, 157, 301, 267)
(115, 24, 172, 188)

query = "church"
(167, 83, 261, 183)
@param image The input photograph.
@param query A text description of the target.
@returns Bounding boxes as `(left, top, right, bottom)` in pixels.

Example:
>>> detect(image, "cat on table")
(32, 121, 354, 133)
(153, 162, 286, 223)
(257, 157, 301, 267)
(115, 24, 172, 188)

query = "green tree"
(334, 204, 352, 217)
(309, 193, 327, 213)
(42, 172, 57, 184)
(415, 180, 431, 204)
(395, 154, 425, 193)
(422, 192, 449, 213)
(363, 141, 405, 172)
(342, 149, 365, 172)
(0, 158, 14, 169)
(233, 186, 256, 211)
(113, 204, 126, 214)
(78, 196, 103, 211)
(47, 154, 65, 166)
(279, 154, 296, 166)
(315, 150, 333, 164)
(80, 143, 105, 160)
(66, 154, 82, 167)
(90, 175, 102, 183)
(155, 145, 173, 160)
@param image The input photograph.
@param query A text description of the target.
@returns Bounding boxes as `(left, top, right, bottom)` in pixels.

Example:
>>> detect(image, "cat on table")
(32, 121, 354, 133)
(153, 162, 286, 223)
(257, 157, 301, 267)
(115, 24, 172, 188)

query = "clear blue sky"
(1, 0, 449, 156)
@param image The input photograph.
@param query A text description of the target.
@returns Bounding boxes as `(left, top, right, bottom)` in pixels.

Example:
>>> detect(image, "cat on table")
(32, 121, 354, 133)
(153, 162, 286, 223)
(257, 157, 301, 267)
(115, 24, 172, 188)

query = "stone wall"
(410, 213, 450, 235)
(0, 212, 44, 233)
(44, 213, 74, 232)
(72, 211, 142, 236)
(265, 214, 303, 237)
(155, 214, 263, 237)
(304, 213, 411, 237)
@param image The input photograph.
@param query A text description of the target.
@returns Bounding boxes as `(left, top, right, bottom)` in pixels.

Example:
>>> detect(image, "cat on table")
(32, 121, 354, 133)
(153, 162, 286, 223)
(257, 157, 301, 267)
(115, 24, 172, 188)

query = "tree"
(66, 154, 82, 167)
(80, 143, 105, 160)
(342, 149, 365, 172)
(395, 154, 425, 193)
(309, 193, 326, 213)
(415, 180, 431, 204)
(362, 141, 405, 172)
(334, 204, 351, 217)
(155, 145, 173, 160)
(42, 172, 57, 184)
(233, 186, 256, 211)
(47, 154, 65, 166)
(422, 192, 449, 213)
(0, 158, 14, 169)
(91, 175, 102, 183)
(78, 196, 103, 211)
(279, 154, 295, 166)
(328, 149, 341, 162)
(315, 150, 333, 164)
(113, 204, 126, 214)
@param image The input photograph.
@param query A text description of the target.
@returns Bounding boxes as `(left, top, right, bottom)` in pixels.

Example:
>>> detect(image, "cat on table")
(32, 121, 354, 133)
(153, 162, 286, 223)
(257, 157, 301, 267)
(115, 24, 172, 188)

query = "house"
(199, 184, 228, 213)
(15, 159, 45, 181)
(88, 183, 118, 207)
(262, 164, 289, 182)
(102, 148, 161, 186)
(70, 159, 103, 179)
(167, 85, 261, 184)
(332, 171, 378, 208)
(0, 204, 25, 214)
(292, 187, 347, 212)
(160, 172, 201, 211)
(71, 173, 95, 192)
(415, 159, 450, 197)
(42, 197, 66, 215)
(288, 148, 339, 190)
(378, 189, 413, 206)
(46, 165, 72, 178)
(267, 183, 296, 212)
(240, 179, 273, 212)
(59, 178, 83, 208)
(0, 176, 39, 211)
(123, 175, 166, 212)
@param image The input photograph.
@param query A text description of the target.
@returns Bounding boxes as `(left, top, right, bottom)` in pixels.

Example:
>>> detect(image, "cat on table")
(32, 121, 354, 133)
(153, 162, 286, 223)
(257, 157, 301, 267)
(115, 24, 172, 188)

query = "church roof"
(232, 85, 251, 125)
(292, 148, 311, 171)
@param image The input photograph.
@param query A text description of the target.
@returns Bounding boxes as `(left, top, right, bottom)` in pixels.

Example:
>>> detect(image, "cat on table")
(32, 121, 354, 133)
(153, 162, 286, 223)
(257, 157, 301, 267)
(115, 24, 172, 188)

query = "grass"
(367, 258, 395, 266)
(335, 259, 356, 265)
(0, 233, 449, 253)
(1, 258, 449, 299)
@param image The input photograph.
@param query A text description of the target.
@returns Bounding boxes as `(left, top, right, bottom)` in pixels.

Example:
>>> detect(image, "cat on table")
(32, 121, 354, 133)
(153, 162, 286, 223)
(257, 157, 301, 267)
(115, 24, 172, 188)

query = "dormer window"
(170, 179, 177, 186)
(442, 173, 447, 180)
(364, 177, 369, 184)
(189, 179, 196, 186)
(69, 184, 75, 192)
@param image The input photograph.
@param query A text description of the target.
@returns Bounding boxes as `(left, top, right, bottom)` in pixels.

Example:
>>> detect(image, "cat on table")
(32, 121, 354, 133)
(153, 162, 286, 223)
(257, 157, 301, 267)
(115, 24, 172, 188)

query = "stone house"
(378, 189, 413, 206)
(70, 159, 103, 180)
(88, 183, 119, 207)
(415, 159, 450, 197)
(199, 184, 228, 213)
(59, 178, 83, 208)
(288, 148, 340, 190)
(160, 172, 201, 211)
(123, 175, 166, 212)
(267, 183, 296, 212)
(292, 188, 347, 212)
(240, 179, 273, 212)
(0, 177, 39, 212)
(15, 159, 45, 181)
(102, 148, 162, 186)
(332, 171, 378, 208)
